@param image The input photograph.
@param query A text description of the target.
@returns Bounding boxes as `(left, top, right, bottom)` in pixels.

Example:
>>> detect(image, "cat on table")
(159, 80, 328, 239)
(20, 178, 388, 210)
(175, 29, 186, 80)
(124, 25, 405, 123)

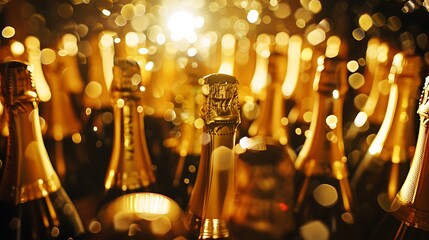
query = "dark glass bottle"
(184, 73, 240, 240)
(294, 55, 361, 240)
(287, 44, 321, 152)
(230, 51, 296, 240)
(40, 37, 94, 199)
(351, 52, 421, 239)
(369, 74, 429, 240)
(164, 60, 205, 209)
(0, 60, 85, 239)
(345, 41, 395, 174)
(98, 58, 157, 209)
(81, 31, 115, 191)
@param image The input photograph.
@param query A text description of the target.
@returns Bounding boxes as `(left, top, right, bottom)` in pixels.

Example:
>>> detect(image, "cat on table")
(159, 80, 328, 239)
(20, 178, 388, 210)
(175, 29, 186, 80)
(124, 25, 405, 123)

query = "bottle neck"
(104, 97, 155, 191)
(295, 90, 347, 178)
(250, 77, 289, 145)
(187, 124, 237, 238)
(0, 101, 61, 204)
(372, 77, 418, 162)
(42, 62, 82, 140)
(174, 86, 202, 156)
(362, 58, 390, 125)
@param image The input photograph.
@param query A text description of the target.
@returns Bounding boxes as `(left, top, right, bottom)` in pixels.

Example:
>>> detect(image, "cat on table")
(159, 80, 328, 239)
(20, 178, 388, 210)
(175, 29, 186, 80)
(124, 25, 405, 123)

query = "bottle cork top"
(0, 60, 38, 105)
(111, 58, 143, 97)
(200, 73, 241, 132)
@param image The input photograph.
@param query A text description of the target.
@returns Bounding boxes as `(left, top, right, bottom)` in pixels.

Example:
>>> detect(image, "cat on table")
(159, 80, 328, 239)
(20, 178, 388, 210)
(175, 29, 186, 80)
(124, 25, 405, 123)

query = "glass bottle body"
(184, 73, 240, 240)
(230, 143, 295, 240)
(99, 93, 157, 209)
(0, 60, 85, 240)
(0, 188, 85, 240)
(231, 51, 296, 240)
(351, 54, 421, 238)
(294, 57, 360, 240)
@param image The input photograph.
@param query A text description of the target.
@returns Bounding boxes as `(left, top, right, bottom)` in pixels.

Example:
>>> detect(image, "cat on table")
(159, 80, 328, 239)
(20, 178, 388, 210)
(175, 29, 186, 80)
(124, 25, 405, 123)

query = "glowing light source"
(10, 41, 25, 56)
(167, 11, 199, 43)
(325, 36, 341, 58)
(282, 35, 302, 97)
(307, 28, 325, 46)
(247, 9, 259, 23)
(250, 34, 271, 95)
(359, 14, 373, 31)
(2, 26, 15, 38)
(25, 36, 51, 102)
(218, 34, 236, 75)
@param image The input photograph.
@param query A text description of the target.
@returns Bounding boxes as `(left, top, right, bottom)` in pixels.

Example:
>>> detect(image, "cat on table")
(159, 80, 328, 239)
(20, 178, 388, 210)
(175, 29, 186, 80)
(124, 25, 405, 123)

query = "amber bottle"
(351, 53, 421, 239)
(98, 58, 157, 210)
(294, 56, 360, 240)
(0, 60, 85, 239)
(230, 51, 296, 240)
(369, 74, 429, 240)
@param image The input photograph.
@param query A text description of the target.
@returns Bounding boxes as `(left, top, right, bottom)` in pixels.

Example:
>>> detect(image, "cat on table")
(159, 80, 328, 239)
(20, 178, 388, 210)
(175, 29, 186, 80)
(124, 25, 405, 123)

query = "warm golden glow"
(100, 32, 115, 90)
(307, 28, 325, 46)
(359, 13, 373, 31)
(25, 36, 52, 102)
(250, 34, 271, 95)
(10, 41, 25, 56)
(1, 26, 15, 38)
(354, 112, 368, 128)
(326, 115, 338, 129)
(368, 84, 398, 155)
(301, 47, 313, 61)
(282, 35, 303, 97)
(325, 35, 341, 58)
(247, 9, 259, 23)
(347, 60, 359, 72)
(168, 11, 199, 43)
(61, 33, 79, 56)
(348, 72, 365, 89)
(218, 33, 236, 75)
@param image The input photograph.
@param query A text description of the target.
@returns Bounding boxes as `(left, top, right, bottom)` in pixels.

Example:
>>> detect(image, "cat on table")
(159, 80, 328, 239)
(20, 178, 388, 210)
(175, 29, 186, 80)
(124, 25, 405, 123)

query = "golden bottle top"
(103, 58, 156, 197)
(0, 61, 38, 104)
(186, 73, 240, 239)
(391, 74, 429, 231)
(111, 58, 142, 97)
(0, 60, 61, 204)
(200, 73, 241, 130)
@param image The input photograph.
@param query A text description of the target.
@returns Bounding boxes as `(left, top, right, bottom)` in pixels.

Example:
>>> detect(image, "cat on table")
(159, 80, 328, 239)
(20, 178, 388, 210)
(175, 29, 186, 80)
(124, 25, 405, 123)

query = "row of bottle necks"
(0, 100, 420, 240)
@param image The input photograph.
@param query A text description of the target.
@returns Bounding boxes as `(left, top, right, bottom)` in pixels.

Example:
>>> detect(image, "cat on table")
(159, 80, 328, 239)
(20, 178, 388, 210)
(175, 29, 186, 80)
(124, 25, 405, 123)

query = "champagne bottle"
(164, 60, 205, 209)
(345, 41, 395, 173)
(184, 73, 240, 240)
(294, 55, 361, 240)
(98, 58, 157, 209)
(230, 51, 296, 240)
(351, 52, 421, 239)
(0, 60, 85, 239)
(287, 44, 322, 152)
(369, 74, 429, 240)
(82, 31, 115, 190)
(41, 36, 93, 199)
